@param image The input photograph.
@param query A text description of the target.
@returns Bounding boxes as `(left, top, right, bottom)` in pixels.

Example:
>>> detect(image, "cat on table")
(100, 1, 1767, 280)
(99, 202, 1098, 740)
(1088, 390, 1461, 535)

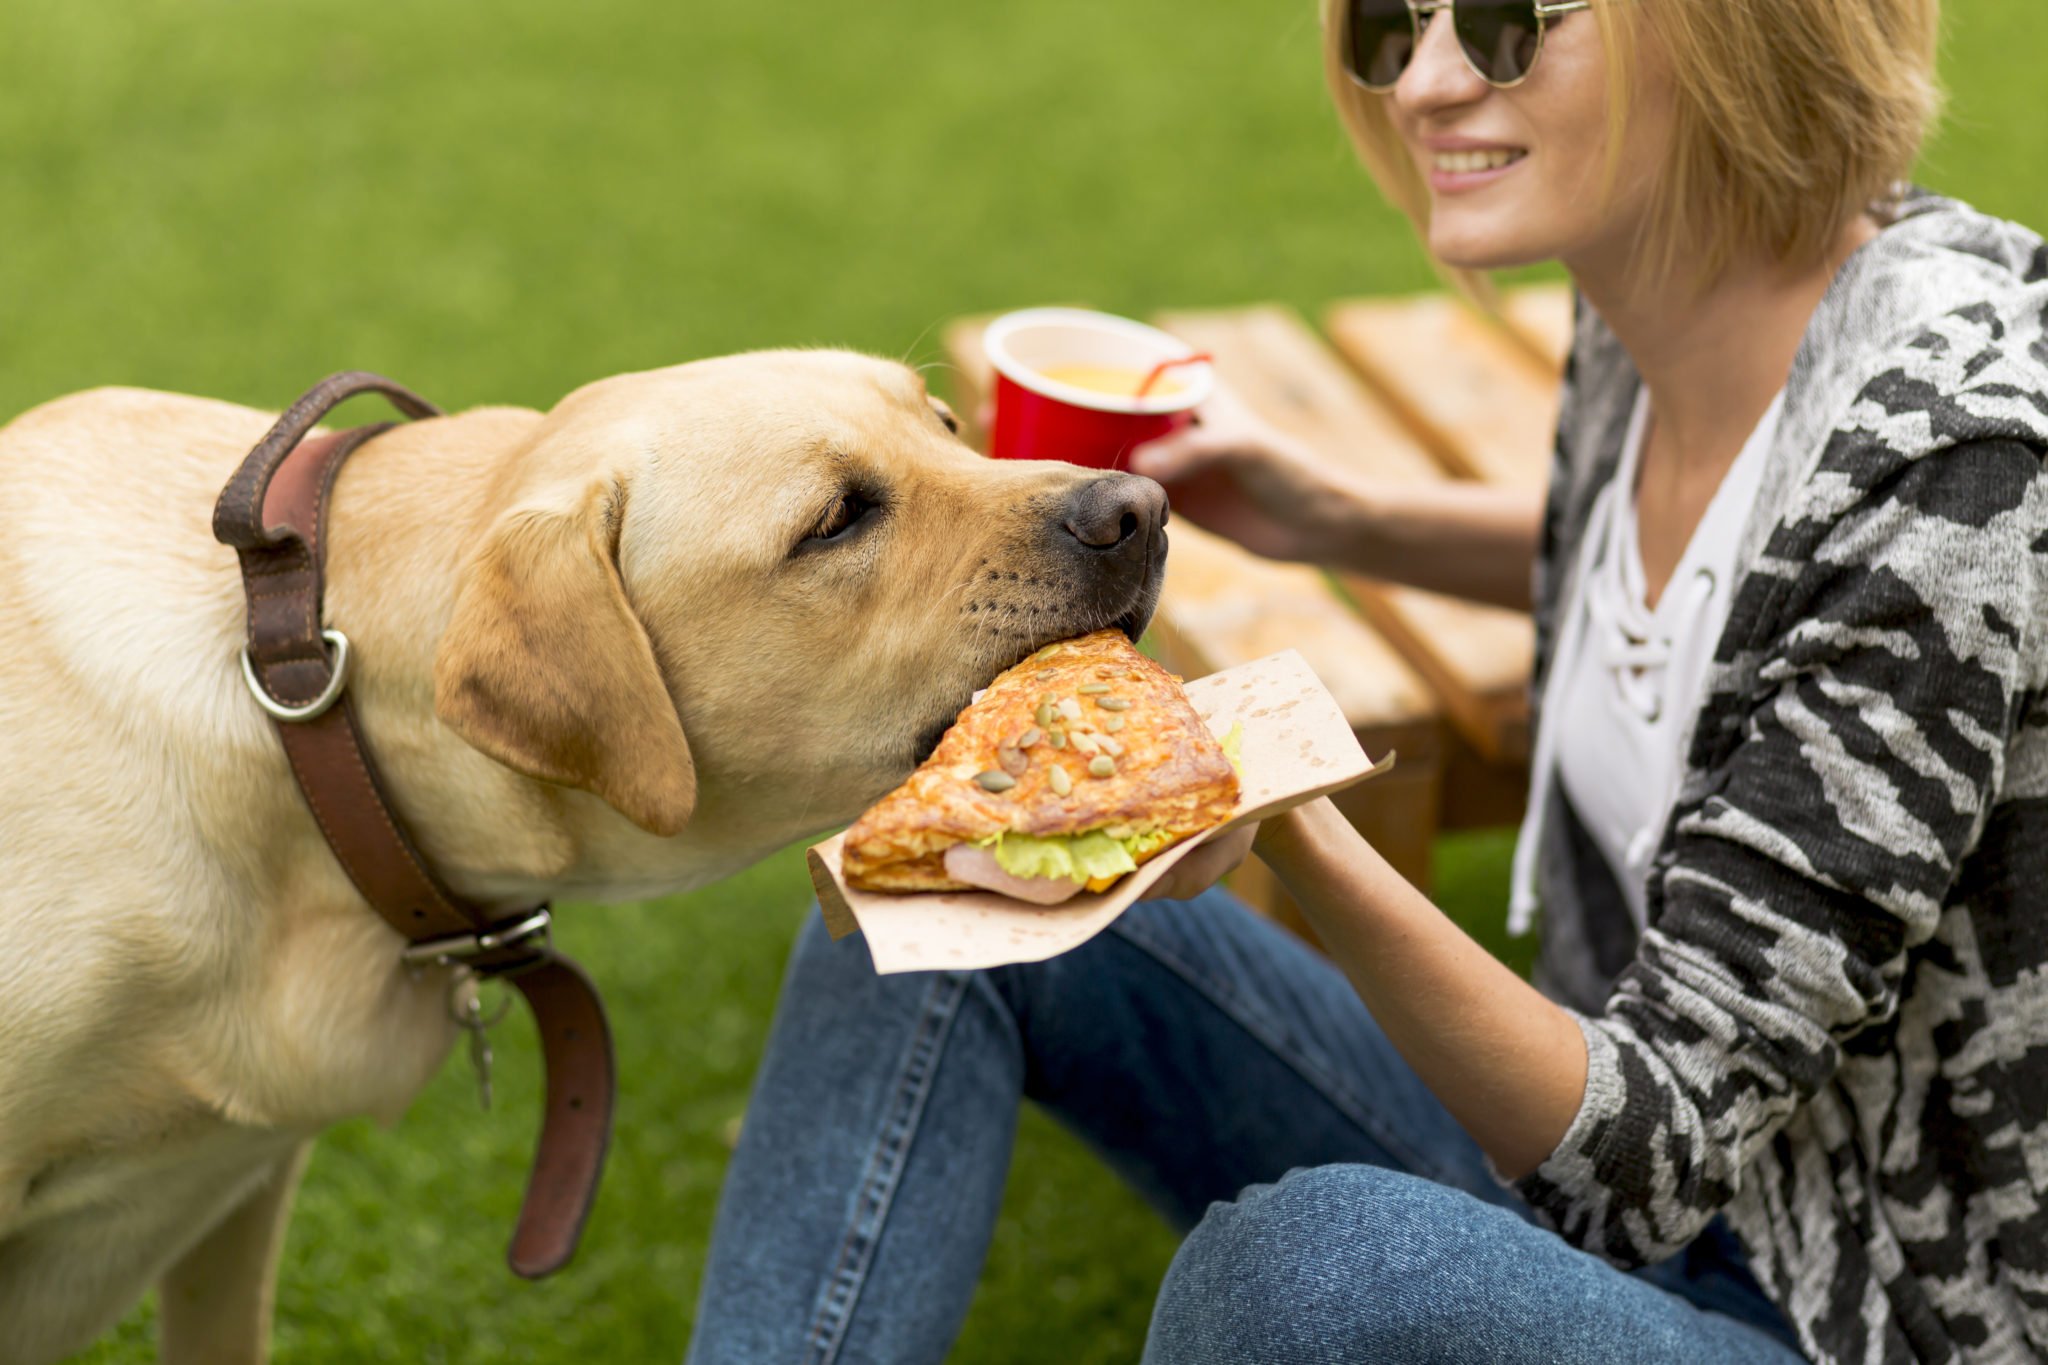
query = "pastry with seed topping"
(841, 630, 1240, 902)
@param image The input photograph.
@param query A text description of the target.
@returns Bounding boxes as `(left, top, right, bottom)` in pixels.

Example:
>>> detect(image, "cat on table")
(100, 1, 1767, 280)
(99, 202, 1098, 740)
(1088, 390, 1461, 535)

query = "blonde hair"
(1320, 0, 1944, 289)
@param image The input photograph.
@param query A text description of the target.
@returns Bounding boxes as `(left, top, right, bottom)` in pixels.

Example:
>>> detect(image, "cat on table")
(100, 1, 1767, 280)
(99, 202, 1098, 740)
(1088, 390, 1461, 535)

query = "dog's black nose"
(1062, 474, 1167, 551)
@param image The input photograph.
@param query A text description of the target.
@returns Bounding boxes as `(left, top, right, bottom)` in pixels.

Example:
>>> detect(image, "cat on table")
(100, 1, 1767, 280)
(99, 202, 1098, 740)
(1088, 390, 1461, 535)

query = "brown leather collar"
(213, 372, 614, 1279)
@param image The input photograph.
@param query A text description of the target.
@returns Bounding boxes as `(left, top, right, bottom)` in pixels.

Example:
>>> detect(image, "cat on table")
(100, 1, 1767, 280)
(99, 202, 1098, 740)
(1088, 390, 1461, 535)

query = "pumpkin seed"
(1077, 683, 1111, 695)
(1103, 715, 1126, 733)
(1096, 697, 1130, 711)
(1048, 765, 1072, 796)
(1057, 698, 1083, 723)
(1048, 729, 1067, 749)
(1018, 727, 1042, 749)
(1088, 755, 1117, 779)
(974, 770, 1017, 792)
(1035, 702, 1056, 729)
(997, 747, 1028, 776)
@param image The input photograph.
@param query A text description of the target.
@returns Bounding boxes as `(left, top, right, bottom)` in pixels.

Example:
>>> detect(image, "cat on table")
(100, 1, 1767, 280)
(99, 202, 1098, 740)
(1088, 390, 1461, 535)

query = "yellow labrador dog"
(0, 351, 1167, 1364)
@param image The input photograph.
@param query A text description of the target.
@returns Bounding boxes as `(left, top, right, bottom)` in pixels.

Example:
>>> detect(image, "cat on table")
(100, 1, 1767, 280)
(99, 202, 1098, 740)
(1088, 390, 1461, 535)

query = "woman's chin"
(1426, 223, 1559, 274)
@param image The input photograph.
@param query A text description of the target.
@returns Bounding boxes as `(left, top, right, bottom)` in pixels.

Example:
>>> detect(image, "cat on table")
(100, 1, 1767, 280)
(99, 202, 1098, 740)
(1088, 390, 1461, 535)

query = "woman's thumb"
(1128, 429, 1225, 483)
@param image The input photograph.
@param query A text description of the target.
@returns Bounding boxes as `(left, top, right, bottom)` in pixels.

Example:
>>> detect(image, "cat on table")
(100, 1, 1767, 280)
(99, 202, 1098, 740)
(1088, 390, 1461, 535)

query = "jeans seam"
(800, 970, 969, 1365)
(1108, 914, 1462, 1189)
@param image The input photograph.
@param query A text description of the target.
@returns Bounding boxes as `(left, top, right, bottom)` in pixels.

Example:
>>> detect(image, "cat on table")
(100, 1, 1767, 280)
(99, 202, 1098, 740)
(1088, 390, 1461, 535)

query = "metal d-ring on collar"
(240, 628, 352, 722)
(216, 374, 616, 1279)
(400, 908, 556, 968)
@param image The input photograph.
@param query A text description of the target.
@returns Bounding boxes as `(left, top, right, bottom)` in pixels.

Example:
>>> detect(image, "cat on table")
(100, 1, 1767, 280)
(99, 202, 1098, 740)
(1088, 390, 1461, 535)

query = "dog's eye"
(930, 400, 960, 434)
(807, 490, 877, 544)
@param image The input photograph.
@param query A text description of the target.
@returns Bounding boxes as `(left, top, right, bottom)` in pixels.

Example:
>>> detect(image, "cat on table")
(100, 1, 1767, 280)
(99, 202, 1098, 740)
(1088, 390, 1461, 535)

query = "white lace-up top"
(1515, 388, 1783, 930)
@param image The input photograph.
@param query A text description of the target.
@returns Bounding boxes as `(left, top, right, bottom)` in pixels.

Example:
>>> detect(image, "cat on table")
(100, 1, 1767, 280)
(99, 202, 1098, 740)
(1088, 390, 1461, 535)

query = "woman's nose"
(1394, 10, 1490, 115)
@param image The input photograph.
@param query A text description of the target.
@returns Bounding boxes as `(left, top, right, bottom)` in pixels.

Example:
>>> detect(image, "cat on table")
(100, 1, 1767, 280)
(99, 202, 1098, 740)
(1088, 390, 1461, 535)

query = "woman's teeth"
(1434, 148, 1523, 174)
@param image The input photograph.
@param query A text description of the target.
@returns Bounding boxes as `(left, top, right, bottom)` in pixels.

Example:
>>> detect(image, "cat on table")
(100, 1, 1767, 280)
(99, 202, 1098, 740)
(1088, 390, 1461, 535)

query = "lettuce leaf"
(982, 830, 1150, 883)
(1218, 721, 1244, 773)
(1119, 828, 1176, 860)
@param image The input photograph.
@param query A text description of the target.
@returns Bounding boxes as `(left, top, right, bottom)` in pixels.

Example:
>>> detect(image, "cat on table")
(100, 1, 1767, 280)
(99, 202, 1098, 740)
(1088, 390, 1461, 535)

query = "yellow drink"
(1035, 363, 1187, 400)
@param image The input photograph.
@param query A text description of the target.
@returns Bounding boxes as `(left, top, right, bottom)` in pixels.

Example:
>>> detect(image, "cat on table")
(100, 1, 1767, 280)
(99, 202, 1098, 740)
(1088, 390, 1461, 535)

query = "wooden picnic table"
(943, 285, 1570, 936)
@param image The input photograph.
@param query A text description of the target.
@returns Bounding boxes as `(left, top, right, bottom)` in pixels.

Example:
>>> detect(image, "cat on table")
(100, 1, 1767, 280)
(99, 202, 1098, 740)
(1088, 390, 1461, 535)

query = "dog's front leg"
(156, 1140, 312, 1365)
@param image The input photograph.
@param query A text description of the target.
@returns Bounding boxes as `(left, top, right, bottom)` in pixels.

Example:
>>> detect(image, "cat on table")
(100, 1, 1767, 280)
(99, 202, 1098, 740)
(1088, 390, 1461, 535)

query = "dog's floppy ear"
(434, 477, 697, 836)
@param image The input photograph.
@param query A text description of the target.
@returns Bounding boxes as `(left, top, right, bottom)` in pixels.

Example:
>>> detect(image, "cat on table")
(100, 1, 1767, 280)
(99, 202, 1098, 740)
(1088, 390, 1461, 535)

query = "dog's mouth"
(905, 584, 1160, 767)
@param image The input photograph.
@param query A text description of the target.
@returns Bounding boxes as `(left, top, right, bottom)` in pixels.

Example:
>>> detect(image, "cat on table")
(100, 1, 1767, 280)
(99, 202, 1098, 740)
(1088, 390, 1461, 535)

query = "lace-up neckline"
(1523, 387, 1784, 931)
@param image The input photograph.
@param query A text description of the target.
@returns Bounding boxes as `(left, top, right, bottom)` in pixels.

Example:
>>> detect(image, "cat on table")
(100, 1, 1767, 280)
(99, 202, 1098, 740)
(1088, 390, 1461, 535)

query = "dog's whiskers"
(898, 316, 948, 370)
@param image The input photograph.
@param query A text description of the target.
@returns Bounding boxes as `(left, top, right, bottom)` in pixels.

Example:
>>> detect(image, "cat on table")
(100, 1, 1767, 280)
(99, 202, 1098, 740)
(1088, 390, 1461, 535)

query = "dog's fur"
(0, 351, 1165, 1363)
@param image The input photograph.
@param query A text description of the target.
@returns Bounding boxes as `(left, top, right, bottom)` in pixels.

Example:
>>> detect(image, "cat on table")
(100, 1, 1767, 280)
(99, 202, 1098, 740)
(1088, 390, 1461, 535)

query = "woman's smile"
(1373, 5, 1650, 273)
(1419, 137, 1530, 192)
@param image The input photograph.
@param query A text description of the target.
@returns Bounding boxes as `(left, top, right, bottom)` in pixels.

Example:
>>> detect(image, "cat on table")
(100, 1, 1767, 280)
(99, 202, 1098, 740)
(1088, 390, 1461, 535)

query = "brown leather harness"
(212, 372, 614, 1278)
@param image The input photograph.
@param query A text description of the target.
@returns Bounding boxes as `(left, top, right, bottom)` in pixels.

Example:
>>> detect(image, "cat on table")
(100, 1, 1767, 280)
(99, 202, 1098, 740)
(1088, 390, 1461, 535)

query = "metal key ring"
(448, 973, 516, 1030)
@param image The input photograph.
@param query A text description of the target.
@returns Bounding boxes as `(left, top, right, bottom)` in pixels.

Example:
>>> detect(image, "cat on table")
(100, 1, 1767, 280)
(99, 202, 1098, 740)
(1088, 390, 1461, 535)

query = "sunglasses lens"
(1345, 0, 1418, 89)
(1453, 0, 1544, 84)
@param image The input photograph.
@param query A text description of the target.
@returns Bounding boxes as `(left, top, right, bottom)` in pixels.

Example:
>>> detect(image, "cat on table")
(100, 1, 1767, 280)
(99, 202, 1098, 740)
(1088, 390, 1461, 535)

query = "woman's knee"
(1145, 1165, 1523, 1364)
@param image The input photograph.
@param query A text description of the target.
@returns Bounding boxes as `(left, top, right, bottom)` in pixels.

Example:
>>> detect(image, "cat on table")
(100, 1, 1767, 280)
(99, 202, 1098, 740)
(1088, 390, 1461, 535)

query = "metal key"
(465, 997, 495, 1111)
(450, 977, 512, 1112)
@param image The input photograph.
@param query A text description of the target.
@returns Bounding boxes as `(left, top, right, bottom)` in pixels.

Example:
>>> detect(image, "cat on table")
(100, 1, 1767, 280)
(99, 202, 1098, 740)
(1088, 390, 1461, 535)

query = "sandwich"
(841, 630, 1241, 904)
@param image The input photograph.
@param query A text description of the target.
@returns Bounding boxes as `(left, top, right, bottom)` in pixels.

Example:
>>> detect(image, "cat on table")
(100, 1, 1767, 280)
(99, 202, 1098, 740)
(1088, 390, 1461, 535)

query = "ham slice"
(942, 843, 1086, 905)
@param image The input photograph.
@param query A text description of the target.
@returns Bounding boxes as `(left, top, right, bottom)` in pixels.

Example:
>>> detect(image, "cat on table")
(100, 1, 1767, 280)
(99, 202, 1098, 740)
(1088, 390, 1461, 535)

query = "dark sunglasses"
(1342, 0, 1592, 91)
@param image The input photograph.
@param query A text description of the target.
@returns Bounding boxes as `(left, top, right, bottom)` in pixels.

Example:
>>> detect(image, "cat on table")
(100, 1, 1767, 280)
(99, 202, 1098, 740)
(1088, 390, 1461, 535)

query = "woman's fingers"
(1129, 384, 1264, 481)
(1128, 427, 1230, 483)
(1150, 825, 1257, 901)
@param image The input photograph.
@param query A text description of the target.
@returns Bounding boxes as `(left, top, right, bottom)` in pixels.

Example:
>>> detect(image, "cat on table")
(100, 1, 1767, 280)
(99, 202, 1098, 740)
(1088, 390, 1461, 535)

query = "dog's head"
(433, 350, 1166, 853)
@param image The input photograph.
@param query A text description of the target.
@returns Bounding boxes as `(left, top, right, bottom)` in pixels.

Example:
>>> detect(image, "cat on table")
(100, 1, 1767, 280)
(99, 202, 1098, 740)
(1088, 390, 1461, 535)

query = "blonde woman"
(688, 1, 2048, 1360)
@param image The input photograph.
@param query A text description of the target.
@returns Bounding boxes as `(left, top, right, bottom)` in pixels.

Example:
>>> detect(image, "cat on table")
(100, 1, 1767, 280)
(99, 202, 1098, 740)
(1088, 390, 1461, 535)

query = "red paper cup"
(984, 308, 1215, 469)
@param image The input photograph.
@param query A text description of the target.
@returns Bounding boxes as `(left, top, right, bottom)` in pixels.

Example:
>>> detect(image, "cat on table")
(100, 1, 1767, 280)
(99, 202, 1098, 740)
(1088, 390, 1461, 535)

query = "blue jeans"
(687, 890, 1805, 1364)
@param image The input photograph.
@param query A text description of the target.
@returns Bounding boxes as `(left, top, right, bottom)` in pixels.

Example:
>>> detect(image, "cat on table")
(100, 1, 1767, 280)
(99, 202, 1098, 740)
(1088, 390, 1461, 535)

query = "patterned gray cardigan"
(1513, 190, 2048, 1365)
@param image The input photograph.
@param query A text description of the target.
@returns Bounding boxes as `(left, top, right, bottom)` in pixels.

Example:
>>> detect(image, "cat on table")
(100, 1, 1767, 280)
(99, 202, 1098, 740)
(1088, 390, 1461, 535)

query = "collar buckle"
(401, 908, 553, 969)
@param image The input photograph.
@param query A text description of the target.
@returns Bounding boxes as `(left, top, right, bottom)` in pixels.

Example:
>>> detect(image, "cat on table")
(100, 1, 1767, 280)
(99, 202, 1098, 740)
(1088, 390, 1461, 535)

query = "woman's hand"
(1146, 824, 1257, 902)
(1127, 386, 1371, 564)
(1127, 383, 1545, 610)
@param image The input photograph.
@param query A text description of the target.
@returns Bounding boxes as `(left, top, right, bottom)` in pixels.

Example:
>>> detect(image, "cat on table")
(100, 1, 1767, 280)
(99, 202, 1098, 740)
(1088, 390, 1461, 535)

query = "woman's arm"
(1257, 433, 2044, 1265)
(1256, 798, 1587, 1178)
(1129, 387, 1543, 611)
(1339, 479, 1545, 611)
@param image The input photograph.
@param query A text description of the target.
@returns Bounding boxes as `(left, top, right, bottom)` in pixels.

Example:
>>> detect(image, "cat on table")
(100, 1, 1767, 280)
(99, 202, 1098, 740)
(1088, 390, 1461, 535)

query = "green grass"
(5, 0, 2039, 1359)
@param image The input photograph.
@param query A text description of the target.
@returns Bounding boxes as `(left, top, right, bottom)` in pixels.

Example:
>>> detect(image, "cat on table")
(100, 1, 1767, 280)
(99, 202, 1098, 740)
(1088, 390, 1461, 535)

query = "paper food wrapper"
(807, 648, 1393, 974)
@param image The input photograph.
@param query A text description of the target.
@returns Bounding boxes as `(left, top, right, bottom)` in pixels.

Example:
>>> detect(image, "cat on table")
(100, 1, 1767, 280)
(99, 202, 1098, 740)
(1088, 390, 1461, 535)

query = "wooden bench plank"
(1499, 283, 1575, 374)
(1438, 724, 1531, 833)
(1149, 527, 1435, 739)
(1337, 576, 1531, 769)
(1152, 305, 1446, 486)
(1154, 307, 1533, 766)
(1322, 291, 1560, 491)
